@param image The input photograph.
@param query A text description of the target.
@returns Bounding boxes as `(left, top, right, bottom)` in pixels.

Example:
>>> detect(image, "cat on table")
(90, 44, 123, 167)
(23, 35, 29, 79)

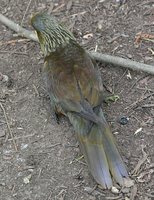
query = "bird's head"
(31, 12, 76, 55)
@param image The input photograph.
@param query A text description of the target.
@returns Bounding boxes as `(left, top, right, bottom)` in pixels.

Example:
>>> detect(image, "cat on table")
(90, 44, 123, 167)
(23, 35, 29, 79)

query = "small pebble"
(119, 116, 129, 125)
(23, 174, 32, 184)
(121, 187, 130, 194)
(0, 73, 9, 83)
(111, 186, 119, 194)
(84, 187, 94, 194)
(127, 54, 133, 59)
(0, 167, 4, 172)
(0, 129, 5, 137)
(20, 143, 28, 150)
(0, 182, 5, 186)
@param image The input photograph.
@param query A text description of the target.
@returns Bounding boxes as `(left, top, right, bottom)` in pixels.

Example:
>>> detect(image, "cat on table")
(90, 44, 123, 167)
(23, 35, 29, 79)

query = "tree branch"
(0, 13, 38, 41)
(0, 13, 154, 75)
(91, 52, 154, 75)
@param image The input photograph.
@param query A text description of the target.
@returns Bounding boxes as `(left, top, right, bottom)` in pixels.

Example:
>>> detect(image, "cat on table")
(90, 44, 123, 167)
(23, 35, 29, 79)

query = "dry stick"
(91, 52, 154, 75)
(0, 13, 38, 41)
(0, 13, 154, 75)
(0, 103, 18, 151)
(142, 104, 154, 108)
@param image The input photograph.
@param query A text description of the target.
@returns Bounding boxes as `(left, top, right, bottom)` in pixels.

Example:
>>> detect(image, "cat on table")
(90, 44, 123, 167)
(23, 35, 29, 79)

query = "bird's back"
(43, 42, 104, 113)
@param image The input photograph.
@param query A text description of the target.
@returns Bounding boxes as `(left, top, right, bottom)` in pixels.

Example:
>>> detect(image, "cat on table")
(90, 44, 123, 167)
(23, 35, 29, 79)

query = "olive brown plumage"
(31, 12, 128, 189)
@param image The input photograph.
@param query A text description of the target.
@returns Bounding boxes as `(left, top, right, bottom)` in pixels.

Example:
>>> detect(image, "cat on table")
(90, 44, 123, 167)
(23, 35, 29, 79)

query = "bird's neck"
(37, 29, 76, 56)
(45, 42, 86, 65)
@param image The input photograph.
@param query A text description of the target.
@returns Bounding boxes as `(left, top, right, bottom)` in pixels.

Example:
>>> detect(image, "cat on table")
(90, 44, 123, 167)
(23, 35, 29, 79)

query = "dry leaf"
(83, 33, 93, 39)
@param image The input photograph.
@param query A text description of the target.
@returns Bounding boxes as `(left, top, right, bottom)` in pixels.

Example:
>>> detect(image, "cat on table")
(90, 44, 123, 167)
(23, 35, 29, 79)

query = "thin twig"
(105, 195, 122, 200)
(8, 133, 35, 141)
(20, 0, 32, 26)
(142, 104, 154, 108)
(130, 185, 138, 200)
(46, 191, 52, 200)
(131, 148, 148, 176)
(0, 38, 30, 46)
(128, 75, 149, 92)
(0, 103, 18, 151)
(0, 50, 28, 55)
(136, 87, 154, 93)
(0, 14, 154, 74)
(145, 192, 154, 198)
(125, 92, 154, 110)
(47, 143, 61, 148)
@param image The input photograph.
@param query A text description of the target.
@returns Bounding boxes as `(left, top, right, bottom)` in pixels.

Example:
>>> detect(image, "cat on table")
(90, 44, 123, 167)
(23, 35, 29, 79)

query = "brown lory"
(31, 12, 128, 189)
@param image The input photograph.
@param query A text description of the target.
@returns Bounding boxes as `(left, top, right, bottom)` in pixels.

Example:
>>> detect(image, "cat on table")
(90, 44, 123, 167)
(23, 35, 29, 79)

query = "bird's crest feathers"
(31, 12, 76, 55)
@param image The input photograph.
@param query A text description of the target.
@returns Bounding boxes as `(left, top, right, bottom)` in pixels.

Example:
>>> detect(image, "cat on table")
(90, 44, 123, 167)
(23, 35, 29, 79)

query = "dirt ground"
(0, 0, 154, 200)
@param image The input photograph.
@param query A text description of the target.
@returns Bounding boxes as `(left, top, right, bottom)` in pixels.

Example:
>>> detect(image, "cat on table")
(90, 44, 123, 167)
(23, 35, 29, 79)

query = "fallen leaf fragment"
(134, 127, 143, 135)
(23, 174, 32, 184)
(83, 33, 93, 39)
(123, 178, 134, 188)
(135, 32, 154, 45)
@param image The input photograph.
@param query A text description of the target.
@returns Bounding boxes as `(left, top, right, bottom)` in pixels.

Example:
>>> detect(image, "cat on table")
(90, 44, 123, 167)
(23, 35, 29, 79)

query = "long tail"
(68, 108, 128, 189)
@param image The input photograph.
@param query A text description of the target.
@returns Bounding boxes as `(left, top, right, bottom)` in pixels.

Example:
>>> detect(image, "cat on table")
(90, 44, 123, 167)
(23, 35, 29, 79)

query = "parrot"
(31, 12, 128, 189)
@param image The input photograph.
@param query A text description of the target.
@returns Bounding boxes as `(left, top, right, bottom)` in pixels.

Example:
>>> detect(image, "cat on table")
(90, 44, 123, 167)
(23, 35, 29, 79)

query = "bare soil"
(0, 0, 154, 200)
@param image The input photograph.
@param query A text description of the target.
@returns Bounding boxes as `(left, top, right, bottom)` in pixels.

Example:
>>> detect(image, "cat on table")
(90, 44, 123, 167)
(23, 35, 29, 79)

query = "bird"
(31, 12, 128, 189)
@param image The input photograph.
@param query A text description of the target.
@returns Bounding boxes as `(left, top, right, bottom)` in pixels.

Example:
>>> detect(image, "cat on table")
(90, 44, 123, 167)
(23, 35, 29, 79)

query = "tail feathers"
(68, 110, 128, 189)
(82, 142, 113, 188)
(98, 109, 128, 184)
